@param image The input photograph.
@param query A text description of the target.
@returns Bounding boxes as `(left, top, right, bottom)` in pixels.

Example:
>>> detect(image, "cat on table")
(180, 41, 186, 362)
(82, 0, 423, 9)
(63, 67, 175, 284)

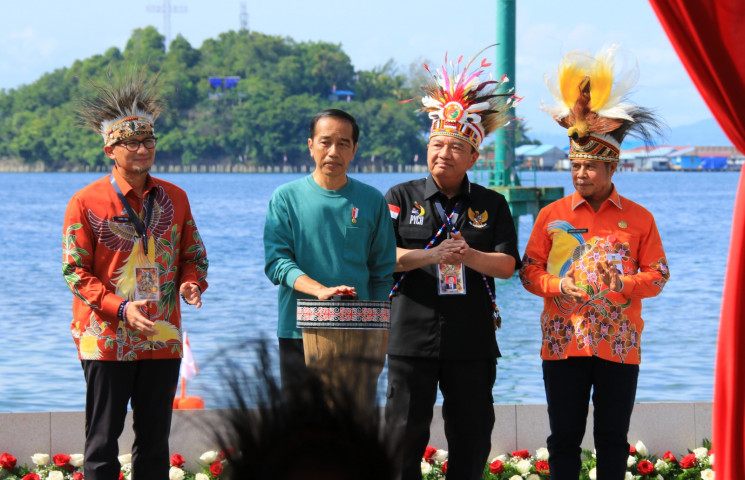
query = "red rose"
(629, 445, 637, 455)
(423, 446, 437, 463)
(0, 453, 17, 470)
(637, 460, 655, 475)
(118, 472, 124, 480)
(170, 454, 185, 468)
(53, 454, 71, 467)
(67, 465, 75, 472)
(662, 451, 677, 464)
(441, 461, 448, 475)
(512, 449, 530, 459)
(680, 453, 697, 469)
(210, 460, 223, 477)
(489, 460, 504, 474)
(535, 460, 550, 473)
(22, 474, 40, 480)
(73, 473, 84, 480)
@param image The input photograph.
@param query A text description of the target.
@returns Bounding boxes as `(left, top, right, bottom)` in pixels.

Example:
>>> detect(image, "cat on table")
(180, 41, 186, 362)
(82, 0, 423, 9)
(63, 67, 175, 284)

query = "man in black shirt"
(384, 50, 521, 480)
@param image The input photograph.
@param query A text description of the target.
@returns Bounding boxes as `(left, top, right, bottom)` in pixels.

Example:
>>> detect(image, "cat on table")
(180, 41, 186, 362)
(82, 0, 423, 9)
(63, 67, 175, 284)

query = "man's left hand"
(596, 261, 623, 293)
(180, 282, 202, 308)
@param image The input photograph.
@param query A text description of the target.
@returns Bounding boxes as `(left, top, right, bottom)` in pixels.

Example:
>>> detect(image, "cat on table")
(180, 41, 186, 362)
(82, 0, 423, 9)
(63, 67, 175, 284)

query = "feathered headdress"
(542, 44, 662, 162)
(407, 45, 520, 149)
(78, 68, 163, 146)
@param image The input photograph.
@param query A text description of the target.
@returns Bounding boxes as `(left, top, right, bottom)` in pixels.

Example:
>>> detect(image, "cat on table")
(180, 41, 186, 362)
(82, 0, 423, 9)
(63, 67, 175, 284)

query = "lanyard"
(389, 199, 502, 327)
(110, 173, 155, 256)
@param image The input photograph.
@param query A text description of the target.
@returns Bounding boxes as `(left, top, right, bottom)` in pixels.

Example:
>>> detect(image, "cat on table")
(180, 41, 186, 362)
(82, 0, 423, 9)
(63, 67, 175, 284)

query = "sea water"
(0, 170, 737, 411)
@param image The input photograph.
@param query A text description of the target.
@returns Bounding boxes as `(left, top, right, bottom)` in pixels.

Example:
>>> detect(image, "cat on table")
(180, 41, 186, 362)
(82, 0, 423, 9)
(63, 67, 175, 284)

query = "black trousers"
(543, 357, 639, 480)
(385, 355, 496, 480)
(278, 337, 308, 392)
(81, 359, 181, 480)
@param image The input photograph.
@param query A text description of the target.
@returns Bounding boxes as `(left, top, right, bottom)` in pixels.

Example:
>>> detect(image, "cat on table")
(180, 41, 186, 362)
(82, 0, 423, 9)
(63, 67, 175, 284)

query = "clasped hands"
(561, 260, 623, 303)
(431, 232, 470, 265)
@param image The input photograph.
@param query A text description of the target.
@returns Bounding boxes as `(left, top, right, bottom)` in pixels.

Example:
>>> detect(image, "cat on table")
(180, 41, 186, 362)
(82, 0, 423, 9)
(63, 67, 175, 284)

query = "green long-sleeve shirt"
(264, 175, 396, 339)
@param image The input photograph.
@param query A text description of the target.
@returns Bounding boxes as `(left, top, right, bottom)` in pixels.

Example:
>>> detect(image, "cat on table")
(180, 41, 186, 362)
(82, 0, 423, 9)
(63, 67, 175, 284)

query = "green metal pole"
(494, 0, 516, 187)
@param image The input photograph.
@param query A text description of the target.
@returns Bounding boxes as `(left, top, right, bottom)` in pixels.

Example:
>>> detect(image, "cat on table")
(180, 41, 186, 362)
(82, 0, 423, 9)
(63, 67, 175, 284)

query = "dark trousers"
(543, 357, 639, 480)
(278, 337, 308, 392)
(385, 355, 496, 480)
(81, 359, 181, 480)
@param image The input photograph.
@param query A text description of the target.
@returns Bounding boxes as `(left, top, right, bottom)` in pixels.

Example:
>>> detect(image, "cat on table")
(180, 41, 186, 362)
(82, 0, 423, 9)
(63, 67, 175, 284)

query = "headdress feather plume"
(402, 44, 520, 149)
(77, 67, 164, 145)
(543, 45, 664, 162)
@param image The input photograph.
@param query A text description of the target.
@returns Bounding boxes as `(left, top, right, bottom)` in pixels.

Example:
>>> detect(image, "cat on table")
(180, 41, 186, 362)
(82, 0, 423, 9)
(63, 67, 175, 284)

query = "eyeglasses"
(116, 137, 157, 152)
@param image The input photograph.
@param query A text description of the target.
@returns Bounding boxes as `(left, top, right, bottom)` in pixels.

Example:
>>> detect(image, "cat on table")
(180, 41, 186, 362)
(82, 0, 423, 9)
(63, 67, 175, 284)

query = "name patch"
(567, 228, 588, 234)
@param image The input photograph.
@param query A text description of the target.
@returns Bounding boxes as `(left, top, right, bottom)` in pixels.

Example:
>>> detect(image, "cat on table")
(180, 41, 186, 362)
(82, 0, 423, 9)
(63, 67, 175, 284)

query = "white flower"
(169, 466, 185, 480)
(48, 471, 64, 480)
(527, 475, 541, 480)
(694, 447, 709, 460)
(709, 453, 715, 465)
(635, 440, 648, 457)
(700, 468, 715, 480)
(535, 447, 549, 461)
(588, 467, 597, 480)
(491, 454, 509, 463)
(508, 476, 522, 480)
(657, 475, 665, 480)
(516, 459, 532, 474)
(420, 461, 432, 475)
(195, 474, 210, 480)
(69, 454, 84, 468)
(624, 472, 633, 480)
(118, 454, 132, 466)
(654, 459, 669, 472)
(30, 454, 49, 466)
(432, 449, 448, 463)
(627, 455, 637, 467)
(199, 450, 218, 464)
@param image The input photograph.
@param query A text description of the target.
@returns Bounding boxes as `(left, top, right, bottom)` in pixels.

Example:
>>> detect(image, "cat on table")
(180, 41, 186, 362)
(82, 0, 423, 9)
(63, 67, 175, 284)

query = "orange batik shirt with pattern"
(62, 167, 208, 361)
(520, 186, 669, 365)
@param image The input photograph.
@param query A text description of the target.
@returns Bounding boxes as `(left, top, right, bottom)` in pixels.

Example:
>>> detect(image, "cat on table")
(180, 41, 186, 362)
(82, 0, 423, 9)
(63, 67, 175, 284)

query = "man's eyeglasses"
(116, 137, 157, 152)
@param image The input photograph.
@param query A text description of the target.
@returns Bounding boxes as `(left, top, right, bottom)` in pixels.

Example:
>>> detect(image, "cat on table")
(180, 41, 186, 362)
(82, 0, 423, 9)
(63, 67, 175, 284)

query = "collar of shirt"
(112, 166, 156, 199)
(571, 183, 623, 211)
(424, 174, 472, 201)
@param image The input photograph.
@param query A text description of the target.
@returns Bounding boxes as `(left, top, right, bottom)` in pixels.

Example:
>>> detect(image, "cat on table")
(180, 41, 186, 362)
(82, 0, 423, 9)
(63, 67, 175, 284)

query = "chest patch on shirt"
(409, 201, 425, 225)
(468, 208, 488, 228)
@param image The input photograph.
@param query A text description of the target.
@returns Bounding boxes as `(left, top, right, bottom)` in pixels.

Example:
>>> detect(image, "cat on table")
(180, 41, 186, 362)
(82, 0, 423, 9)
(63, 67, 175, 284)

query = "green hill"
(0, 27, 430, 171)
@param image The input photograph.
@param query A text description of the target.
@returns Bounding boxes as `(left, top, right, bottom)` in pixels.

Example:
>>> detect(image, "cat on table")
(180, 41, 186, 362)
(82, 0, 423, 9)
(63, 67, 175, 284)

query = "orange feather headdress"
(543, 44, 662, 162)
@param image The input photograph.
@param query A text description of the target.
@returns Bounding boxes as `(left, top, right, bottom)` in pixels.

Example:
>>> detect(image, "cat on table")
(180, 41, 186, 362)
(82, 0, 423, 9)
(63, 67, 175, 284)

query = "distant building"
(514, 144, 567, 170)
(620, 145, 742, 171)
(328, 87, 355, 103)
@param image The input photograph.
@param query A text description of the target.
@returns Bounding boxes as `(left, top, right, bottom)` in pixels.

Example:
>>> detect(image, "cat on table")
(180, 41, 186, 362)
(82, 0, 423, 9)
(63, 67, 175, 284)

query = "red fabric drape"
(648, 1, 745, 478)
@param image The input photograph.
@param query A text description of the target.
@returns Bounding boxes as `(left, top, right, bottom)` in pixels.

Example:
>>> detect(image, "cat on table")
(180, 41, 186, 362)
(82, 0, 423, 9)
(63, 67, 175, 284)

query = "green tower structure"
(472, 0, 563, 238)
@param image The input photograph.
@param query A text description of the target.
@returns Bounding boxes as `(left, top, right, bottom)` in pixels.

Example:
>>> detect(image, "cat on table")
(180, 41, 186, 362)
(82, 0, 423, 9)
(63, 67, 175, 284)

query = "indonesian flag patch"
(388, 204, 400, 219)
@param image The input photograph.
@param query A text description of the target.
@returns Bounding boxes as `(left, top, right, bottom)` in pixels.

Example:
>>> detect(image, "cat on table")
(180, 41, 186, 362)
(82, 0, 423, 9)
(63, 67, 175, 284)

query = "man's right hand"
(561, 267, 588, 303)
(125, 299, 158, 336)
(431, 237, 467, 265)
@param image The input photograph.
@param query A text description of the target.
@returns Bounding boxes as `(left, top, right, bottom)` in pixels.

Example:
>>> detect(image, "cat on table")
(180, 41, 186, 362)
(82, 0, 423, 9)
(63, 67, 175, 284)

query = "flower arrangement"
(0, 450, 229, 480)
(418, 439, 715, 479)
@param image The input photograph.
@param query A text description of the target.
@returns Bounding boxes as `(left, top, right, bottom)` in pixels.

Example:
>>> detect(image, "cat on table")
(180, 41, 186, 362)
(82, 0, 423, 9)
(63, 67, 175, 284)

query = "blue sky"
(0, 0, 719, 142)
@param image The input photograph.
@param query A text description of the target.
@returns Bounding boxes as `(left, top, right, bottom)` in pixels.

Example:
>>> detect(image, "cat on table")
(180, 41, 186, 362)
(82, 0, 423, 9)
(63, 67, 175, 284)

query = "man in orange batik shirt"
(62, 70, 208, 480)
(520, 46, 669, 480)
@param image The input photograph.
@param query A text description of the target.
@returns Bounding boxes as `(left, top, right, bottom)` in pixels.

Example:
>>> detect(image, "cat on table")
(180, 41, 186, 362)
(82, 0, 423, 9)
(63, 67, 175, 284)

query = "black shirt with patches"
(385, 175, 521, 360)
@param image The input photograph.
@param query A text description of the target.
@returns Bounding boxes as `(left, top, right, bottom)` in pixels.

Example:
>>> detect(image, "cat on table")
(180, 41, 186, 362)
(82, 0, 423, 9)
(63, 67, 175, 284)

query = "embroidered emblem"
(388, 204, 400, 220)
(468, 208, 488, 228)
(618, 221, 627, 229)
(411, 201, 425, 217)
(409, 201, 425, 225)
(351, 207, 359, 224)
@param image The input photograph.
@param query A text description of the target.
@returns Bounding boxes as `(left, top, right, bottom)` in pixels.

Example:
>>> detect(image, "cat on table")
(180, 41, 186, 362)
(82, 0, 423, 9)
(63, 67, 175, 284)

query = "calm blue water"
(0, 170, 738, 412)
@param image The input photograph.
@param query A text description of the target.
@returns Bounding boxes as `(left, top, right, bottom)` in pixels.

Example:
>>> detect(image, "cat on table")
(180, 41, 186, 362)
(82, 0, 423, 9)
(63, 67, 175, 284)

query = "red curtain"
(648, 1, 745, 478)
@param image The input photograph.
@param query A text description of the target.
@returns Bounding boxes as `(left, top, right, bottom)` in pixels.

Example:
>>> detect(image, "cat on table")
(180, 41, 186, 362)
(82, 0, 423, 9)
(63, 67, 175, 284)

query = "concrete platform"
(0, 402, 712, 471)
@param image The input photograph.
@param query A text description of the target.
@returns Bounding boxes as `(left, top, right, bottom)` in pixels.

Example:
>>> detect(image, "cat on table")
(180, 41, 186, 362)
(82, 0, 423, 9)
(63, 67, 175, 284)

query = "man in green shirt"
(263, 109, 396, 389)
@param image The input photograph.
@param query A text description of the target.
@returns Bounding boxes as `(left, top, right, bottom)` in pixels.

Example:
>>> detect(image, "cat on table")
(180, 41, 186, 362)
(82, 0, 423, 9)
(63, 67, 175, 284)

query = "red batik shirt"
(520, 186, 669, 365)
(62, 167, 208, 361)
